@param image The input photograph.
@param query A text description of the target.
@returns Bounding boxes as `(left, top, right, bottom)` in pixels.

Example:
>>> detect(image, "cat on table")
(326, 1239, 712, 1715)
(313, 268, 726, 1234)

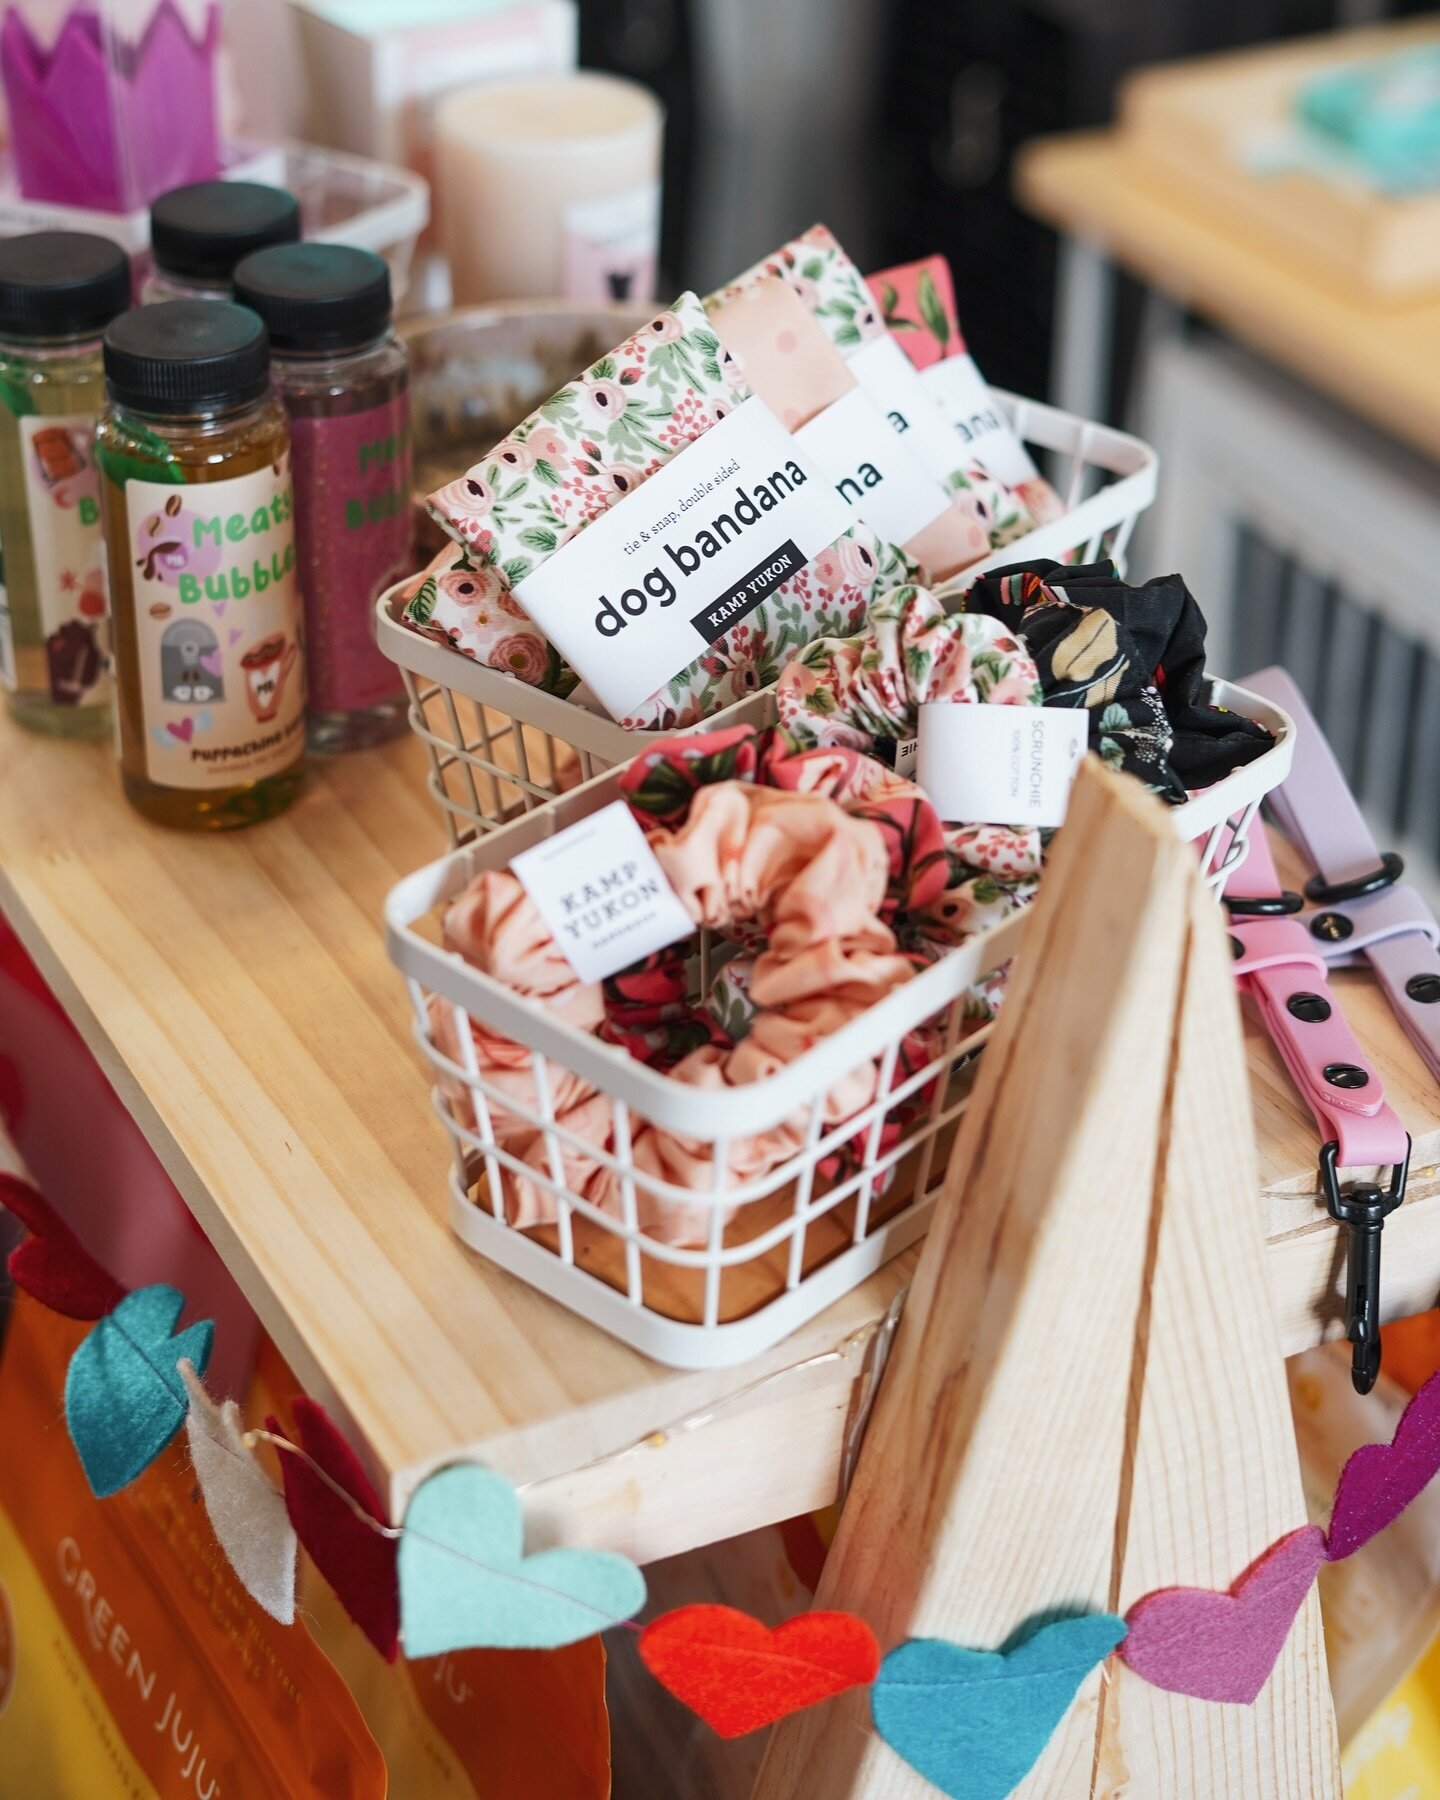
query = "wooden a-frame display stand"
(753, 761, 1343, 1799)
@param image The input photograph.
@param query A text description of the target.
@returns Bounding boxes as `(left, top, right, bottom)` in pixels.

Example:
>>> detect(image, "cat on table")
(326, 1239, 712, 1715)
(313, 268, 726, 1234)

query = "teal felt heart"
(398, 1463, 646, 1654)
(64, 1284, 213, 1498)
(871, 1613, 1126, 1800)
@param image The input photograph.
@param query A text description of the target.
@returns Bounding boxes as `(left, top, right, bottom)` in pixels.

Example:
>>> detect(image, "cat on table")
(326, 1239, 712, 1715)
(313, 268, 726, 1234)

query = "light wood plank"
(752, 762, 1196, 1797)
(1097, 874, 1340, 1794)
(1015, 135, 1440, 464)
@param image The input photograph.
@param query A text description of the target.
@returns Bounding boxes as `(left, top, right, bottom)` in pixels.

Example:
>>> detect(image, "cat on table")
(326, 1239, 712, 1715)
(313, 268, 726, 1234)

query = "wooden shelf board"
(1, 709, 1436, 1563)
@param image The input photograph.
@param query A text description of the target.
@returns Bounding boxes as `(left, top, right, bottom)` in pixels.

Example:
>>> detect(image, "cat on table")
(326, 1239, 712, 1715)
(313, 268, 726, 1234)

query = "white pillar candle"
(435, 72, 664, 306)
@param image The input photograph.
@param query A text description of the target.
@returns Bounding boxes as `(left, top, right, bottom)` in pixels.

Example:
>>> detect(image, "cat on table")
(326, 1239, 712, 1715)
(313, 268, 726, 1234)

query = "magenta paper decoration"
(1, 1, 222, 211)
(1325, 1366, 1440, 1561)
(1119, 1524, 1325, 1705)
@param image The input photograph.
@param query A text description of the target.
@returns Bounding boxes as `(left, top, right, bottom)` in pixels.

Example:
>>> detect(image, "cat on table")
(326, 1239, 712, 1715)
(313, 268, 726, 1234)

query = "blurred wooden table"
(1, 709, 1437, 1564)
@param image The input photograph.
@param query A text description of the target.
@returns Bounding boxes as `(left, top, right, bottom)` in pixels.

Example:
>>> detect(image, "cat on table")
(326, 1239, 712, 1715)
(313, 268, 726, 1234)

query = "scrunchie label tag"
(918, 704, 1086, 828)
(511, 800, 695, 983)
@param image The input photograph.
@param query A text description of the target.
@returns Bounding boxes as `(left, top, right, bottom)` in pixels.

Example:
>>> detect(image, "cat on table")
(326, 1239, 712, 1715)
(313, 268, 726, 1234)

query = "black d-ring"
(1226, 890, 1304, 917)
(1304, 852, 1404, 907)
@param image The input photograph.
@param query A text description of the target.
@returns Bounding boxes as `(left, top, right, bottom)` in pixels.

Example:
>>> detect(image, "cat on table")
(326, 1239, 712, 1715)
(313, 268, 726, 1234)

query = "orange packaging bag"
(0, 1294, 613, 1798)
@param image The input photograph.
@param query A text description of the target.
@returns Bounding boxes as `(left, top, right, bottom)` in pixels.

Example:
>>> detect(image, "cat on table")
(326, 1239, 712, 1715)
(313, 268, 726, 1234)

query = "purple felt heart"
(1325, 1369, 1440, 1562)
(1119, 1525, 1324, 1705)
(199, 649, 223, 677)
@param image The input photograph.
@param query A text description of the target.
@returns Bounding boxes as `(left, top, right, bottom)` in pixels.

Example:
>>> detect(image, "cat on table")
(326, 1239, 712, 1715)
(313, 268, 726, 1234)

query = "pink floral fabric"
(415, 290, 915, 728)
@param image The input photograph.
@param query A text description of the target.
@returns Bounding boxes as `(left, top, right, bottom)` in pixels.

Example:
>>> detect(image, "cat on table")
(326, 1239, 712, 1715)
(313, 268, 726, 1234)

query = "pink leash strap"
(1228, 820, 1410, 1393)
(1243, 664, 1440, 1085)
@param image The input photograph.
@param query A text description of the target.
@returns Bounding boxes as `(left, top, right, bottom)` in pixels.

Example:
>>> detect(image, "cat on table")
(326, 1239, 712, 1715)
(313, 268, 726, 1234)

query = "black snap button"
(1288, 992, 1332, 1023)
(1407, 974, 1440, 1005)
(1230, 935, 1245, 959)
(1311, 912, 1353, 943)
(1323, 1062, 1370, 1090)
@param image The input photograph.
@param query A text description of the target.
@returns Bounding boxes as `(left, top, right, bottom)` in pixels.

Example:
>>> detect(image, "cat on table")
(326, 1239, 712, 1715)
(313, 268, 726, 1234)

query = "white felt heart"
(180, 1361, 296, 1625)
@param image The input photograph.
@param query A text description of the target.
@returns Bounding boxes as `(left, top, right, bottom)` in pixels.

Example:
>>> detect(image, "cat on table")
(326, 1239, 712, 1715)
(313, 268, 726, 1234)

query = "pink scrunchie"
(431, 785, 916, 1245)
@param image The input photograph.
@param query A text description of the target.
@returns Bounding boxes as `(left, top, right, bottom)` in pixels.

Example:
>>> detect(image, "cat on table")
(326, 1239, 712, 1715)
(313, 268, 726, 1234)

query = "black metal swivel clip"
(1319, 1136, 1411, 1395)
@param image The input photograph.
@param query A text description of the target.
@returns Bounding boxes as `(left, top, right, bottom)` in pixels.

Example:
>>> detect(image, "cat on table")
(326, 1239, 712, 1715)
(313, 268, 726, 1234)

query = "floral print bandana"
(868, 252, 1066, 528)
(416, 291, 915, 729)
(711, 227, 1043, 553)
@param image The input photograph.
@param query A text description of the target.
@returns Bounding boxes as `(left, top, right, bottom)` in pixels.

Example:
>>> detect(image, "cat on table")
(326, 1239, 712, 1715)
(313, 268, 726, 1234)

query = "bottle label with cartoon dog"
(19, 412, 109, 708)
(127, 458, 306, 789)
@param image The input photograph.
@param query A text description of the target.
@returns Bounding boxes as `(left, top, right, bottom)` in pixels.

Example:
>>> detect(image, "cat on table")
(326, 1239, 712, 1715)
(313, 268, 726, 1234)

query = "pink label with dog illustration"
(19, 412, 109, 709)
(127, 459, 306, 789)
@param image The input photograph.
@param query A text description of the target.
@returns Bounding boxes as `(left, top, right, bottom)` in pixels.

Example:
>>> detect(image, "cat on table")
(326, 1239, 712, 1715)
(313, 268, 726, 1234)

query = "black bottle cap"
(150, 181, 301, 284)
(233, 243, 392, 353)
(0, 231, 132, 340)
(104, 301, 271, 415)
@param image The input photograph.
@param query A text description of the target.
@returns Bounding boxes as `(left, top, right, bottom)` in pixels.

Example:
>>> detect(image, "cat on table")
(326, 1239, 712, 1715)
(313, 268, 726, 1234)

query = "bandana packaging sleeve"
(713, 226, 1040, 551)
(706, 276, 990, 582)
(422, 291, 912, 726)
(869, 252, 1065, 507)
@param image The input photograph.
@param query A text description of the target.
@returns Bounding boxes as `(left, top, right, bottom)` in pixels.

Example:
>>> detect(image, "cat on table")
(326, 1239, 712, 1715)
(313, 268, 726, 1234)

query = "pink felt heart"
(1119, 1525, 1324, 1704)
(1326, 1369, 1440, 1562)
(228, 627, 243, 647)
(167, 718, 194, 743)
(199, 650, 223, 677)
(211, 600, 227, 618)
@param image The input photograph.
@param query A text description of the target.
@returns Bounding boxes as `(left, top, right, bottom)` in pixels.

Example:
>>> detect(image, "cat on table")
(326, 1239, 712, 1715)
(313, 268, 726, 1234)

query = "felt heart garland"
(271, 1395, 401, 1662)
(398, 1463, 646, 1654)
(17, 1166, 1440, 1800)
(638, 1604, 880, 1737)
(1325, 1366, 1440, 1561)
(2, 1172, 126, 1318)
(181, 1360, 297, 1625)
(64, 1283, 213, 1496)
(871, 1614, 1127, 1800)
(1119, 1525, 1326, 1705)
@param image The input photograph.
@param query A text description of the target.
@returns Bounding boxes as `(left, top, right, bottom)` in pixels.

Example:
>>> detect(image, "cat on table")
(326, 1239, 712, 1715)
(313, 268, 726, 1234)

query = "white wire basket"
(377, 392, 1160, 849)
(384, 679, 1293, 1370)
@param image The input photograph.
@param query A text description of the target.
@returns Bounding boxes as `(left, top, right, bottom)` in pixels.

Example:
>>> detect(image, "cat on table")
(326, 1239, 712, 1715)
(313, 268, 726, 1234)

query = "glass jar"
(234, 243, 412, 753)
(97, 301, 307, 829)
(142, 181, 301, 304)
(0, 232, 131, 737)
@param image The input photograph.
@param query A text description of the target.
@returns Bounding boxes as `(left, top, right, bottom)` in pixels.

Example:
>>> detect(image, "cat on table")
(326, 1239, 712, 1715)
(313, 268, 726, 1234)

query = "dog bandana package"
(418, 292, 914, 728)
(713, 225, 1041, 553)
(706, 276, 991, 581)
(869, 252, 1065, 520)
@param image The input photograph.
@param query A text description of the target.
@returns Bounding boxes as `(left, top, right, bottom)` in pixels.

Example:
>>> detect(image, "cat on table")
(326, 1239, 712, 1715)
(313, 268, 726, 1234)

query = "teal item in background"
(1297, 46, 1440, 195)
(64, 1284, 214, 1498)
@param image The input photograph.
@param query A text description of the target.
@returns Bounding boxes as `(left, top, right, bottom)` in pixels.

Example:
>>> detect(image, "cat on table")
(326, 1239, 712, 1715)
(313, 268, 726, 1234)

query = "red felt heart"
(167, 718, 194, 743)
(1, 1173, 126, 1319)
(271, 1396, 399, 1662)
(1120, 1524, 1325, 1704)
(639, 1604, 881, 1738)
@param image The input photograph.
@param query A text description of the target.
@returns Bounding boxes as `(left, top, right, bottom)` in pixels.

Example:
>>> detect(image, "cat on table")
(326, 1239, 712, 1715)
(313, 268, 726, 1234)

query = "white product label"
(126, 462, 306, 790)
(511, 800, 694, 984)
(513, 395, 852, 721)
(19, 412, 109, 708)
(894, 735, 918, 779)
(563, 181, 661, 307)
(793, 386, 949, 549)
(845, 334, 982, 489)
(917, 704, 1087, 828)
(922, 355, 1040, 488)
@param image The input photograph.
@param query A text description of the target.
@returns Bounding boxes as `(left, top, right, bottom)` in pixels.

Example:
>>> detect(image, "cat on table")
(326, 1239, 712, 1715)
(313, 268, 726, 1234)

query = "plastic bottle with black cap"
(96, 300, 307, 829)
(143, 181, 302, 304)
(0, 231, 132, 738)
(234, 241, 412, 753)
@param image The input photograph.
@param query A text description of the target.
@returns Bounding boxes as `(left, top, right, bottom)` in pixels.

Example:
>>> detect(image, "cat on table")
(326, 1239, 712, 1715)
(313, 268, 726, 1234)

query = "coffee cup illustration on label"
(127, 460, 306, 789)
